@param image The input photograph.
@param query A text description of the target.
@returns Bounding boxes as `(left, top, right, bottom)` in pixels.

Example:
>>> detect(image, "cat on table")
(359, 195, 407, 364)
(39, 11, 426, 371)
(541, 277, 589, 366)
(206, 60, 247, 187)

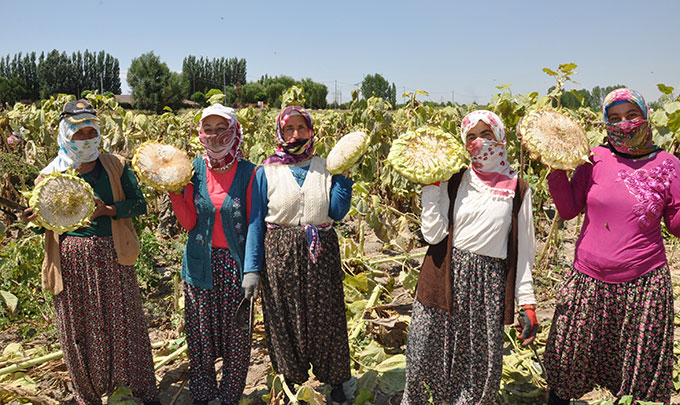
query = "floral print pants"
(261, 227, 351, 386)
(184, 248, 252, 404)
(54, 236, 159, 405)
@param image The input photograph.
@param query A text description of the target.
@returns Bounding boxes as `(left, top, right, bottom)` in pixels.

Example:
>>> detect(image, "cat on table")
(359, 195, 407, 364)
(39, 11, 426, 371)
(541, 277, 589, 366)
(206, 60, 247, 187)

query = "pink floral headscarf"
(460, 110, 517, 197)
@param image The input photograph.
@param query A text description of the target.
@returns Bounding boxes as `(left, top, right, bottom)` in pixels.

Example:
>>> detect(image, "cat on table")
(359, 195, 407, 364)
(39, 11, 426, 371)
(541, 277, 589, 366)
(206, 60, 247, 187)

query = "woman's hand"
(91, 197, 116, 220)
(516, 304, 538, 346)
(242, 272, 260, 300)
(21, 207, 37, 222)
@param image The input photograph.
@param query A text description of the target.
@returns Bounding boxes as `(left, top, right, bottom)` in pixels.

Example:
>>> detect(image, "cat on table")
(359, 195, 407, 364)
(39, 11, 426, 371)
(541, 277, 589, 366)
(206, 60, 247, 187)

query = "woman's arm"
(421, 182, 450, 245)
(244, 167, 268, 273)
(328, 174, 353, 220)
(114, 164, 147, 218)
(169, 184, 197, 231)
(547, 163, 592, 220)
(515, 187, 537, 306)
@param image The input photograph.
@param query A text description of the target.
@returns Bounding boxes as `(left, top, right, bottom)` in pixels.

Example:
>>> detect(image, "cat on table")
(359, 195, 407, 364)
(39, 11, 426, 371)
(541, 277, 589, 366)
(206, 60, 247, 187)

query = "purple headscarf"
(262, 106, 315, 165)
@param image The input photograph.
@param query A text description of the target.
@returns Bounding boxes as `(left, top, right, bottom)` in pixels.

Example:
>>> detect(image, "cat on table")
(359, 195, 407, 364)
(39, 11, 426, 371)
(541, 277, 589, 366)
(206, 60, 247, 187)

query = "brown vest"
(415, 169, 528, 325)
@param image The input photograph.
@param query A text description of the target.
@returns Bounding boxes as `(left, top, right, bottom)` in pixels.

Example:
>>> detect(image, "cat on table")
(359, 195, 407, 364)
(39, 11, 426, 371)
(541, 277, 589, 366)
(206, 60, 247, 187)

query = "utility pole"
(452, 90, 455, 104)
(334, 80, 338, 108)
(100, 73, 104, 94)
(223, 70, 226, 104)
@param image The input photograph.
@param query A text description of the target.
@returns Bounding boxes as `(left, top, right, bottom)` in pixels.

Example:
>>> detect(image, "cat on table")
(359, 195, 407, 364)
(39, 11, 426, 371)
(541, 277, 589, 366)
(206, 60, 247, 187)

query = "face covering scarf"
(40, 119, 101, 175)
(198, 108, 243, 170)
(460, 110, 517, 197)
(602, 88, 657, 156)
(262, 105, 315, 165)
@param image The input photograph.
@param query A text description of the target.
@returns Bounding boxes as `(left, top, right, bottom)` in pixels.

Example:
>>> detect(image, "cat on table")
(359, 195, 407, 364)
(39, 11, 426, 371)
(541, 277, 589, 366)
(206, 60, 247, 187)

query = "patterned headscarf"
(262, 105, 315, 165)
(198, 105, 243, 170)
(40, 119, 101, 175)
(460, 110, 517, 197)
(602, 88, 657, 156)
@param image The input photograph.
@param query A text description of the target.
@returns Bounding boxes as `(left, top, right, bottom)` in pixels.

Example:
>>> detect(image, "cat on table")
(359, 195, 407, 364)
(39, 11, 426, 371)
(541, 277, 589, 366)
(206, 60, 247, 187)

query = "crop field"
(1, 66, 680, 404)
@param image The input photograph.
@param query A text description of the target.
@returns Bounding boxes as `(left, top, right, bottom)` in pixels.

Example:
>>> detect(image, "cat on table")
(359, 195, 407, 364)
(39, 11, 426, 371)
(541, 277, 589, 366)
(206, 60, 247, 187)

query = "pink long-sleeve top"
(169, 161, 253, 249)
(547, 146, 680, 283)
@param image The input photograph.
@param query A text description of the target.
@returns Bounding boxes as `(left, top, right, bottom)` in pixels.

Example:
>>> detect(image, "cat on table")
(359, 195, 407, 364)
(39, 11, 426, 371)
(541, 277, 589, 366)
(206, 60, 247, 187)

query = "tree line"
(0, 50, 631, 113)
(0, 50, 121, 104)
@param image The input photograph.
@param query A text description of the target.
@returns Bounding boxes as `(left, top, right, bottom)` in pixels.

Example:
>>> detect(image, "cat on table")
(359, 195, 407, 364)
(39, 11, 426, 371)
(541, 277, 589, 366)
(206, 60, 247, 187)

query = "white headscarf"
(40, 119, 101, 175)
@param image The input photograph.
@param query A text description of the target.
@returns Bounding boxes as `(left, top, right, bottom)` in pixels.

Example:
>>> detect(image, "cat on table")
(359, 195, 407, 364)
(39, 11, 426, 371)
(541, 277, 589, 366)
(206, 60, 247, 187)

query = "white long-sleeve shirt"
(421, 170, 537, 306)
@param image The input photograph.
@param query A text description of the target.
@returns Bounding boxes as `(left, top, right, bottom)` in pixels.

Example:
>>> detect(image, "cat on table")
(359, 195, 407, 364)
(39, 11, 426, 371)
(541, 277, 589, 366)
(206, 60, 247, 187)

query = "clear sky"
(2, 0, 679, 105)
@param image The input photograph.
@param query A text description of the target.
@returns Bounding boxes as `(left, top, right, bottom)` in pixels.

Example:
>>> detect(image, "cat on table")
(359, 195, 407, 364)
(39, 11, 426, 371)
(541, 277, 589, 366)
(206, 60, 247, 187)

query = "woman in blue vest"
(169, 104, 258, 405)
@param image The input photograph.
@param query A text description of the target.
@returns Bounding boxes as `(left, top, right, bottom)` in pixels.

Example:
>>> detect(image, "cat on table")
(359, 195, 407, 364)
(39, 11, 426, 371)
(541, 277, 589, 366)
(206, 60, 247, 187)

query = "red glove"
(516, 304, 538, 345)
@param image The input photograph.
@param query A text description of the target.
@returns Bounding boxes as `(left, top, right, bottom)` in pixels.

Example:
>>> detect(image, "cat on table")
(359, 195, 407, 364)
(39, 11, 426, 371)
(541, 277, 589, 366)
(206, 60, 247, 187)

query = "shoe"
(330, 384, 347, 404)
(193, 400, 210, 405)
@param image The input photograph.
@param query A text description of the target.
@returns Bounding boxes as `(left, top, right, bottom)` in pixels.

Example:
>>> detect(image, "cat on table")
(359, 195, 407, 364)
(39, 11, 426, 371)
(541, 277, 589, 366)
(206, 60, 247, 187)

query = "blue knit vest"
(181, 158, 255, 289)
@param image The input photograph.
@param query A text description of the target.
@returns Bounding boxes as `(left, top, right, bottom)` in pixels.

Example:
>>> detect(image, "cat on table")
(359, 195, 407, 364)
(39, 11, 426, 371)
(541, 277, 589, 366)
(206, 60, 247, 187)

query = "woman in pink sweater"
(545, 88, 680, 404)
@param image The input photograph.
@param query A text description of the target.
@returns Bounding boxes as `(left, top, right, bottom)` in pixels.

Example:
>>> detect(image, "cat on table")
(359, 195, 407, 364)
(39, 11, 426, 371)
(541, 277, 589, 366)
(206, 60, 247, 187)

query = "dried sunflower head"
(30, 170, 95, 234)
(325, 131, 369, 175)
(518, 109, 590, 170)
(132, 142, 194, 192)
(387, 126, 467, 184)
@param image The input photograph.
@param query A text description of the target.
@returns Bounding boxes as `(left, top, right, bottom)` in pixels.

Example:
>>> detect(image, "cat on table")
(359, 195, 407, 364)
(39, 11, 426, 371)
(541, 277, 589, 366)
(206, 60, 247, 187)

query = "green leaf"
(374, 354, 406, 372)
(415, 89, 429, 96)
(542, 68, 558, 77)
(496, 83, 512, 91)
(559, 62, 578, 73)
(358, 341, 387, 365)
(657, 83, 674, 94)
(345, 272, 369, 293)
(296, 385, 325, 404)
(663, 101, 680, 114)
(652, 109, 669, 126)
(570, 90, 584, 106)
(1, 342, 23, 358)
(537, 95, 551, 108)
(0, 290, 18, 314)
(399, 268, 419, 294)
(377, 370, 405, 393)
(356, 371, 378, 392)
(108, 386, 136, 404)
(353, 388, 374, 405)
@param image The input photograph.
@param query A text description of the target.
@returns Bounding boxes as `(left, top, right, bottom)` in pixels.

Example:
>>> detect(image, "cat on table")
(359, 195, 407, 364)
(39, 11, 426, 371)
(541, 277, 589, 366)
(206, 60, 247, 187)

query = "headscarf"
(460, 110, 517, 197)
(261, 105, 315, 165)
(602, 88, 657, 156)
(40, 119, 101, 175)
(198, 105, 243, 170)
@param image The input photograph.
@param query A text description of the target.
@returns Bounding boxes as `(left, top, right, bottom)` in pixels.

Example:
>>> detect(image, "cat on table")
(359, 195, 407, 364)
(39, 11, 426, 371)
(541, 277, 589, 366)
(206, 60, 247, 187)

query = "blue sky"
(2, 0, 679, 105)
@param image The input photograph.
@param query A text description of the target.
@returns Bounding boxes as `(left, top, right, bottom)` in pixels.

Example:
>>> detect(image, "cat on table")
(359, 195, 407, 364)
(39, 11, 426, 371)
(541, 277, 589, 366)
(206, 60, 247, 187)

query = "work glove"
(516, 304, 538, 345)
(242, 272, 260, 300)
